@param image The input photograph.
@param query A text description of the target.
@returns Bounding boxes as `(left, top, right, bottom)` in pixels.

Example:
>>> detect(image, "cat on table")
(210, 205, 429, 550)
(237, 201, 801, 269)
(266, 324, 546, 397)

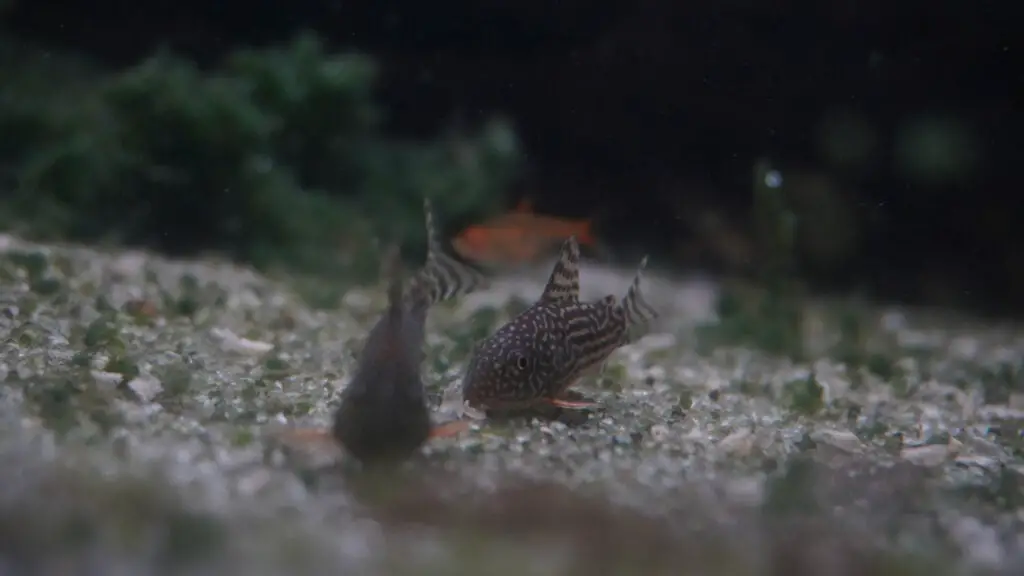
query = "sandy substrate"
(1, 233, 1023, 575)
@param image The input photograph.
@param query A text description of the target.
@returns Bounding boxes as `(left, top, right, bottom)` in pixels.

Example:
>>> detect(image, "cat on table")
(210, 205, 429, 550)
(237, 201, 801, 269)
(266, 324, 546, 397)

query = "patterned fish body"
(331, 199, 487, 465)
(461, 236, 657, 411)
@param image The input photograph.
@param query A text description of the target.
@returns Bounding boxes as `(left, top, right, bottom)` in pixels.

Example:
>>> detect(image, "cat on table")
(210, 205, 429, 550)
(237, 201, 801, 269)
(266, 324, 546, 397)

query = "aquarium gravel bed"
(2, 233, 1023, 575)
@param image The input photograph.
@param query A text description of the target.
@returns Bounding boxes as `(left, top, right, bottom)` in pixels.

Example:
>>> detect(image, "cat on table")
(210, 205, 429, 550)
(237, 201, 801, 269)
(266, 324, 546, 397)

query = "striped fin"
(539, 236, 581, 304)
(408, 198, 489, 308)
(621, 256, 658, 330)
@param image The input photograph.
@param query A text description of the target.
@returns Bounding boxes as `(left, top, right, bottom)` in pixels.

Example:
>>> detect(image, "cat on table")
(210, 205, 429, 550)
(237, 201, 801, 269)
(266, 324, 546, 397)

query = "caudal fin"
(621, 256, 658, 330)
(575, 220, 598, 246)
(408, 198, 489, 309)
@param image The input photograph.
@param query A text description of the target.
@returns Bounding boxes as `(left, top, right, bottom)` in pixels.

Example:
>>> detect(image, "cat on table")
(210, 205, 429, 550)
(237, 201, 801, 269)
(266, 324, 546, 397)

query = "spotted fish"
(282, 199, 486, 464)
(461, 236, 657, 412)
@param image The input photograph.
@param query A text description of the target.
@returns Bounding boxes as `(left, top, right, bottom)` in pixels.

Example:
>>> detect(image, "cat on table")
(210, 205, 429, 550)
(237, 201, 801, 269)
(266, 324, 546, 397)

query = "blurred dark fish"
(281, 199, 486, 465)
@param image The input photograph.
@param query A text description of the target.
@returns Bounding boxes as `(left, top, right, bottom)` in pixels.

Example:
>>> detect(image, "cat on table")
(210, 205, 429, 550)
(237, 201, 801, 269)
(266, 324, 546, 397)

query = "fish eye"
(515, 356, 529, 370)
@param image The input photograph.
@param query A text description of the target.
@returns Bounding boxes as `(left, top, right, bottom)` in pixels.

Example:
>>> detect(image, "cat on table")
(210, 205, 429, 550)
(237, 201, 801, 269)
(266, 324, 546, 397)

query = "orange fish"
(451, 199, 599, 267)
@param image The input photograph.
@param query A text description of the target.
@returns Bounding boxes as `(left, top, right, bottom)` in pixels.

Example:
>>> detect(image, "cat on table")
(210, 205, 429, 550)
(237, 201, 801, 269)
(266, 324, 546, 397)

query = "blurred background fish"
(451, 198, 605, 269)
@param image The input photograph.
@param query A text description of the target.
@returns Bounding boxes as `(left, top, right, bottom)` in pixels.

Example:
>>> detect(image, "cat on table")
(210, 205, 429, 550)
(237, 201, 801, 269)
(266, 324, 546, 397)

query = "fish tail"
(381, 244, 406, 325)
(621, 256, 658, 329)
(410, 198, 489, 309)
(578, 202, 612, 248)
(575, 220, 598, 246)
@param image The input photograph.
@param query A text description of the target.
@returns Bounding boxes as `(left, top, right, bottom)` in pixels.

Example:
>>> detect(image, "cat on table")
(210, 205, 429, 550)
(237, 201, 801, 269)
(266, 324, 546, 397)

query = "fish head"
(461, 309, 564, 408)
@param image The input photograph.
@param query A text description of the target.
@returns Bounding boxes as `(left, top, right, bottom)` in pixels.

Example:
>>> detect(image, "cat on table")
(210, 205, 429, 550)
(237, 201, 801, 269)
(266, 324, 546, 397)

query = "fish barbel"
(461, 235, 657, 412)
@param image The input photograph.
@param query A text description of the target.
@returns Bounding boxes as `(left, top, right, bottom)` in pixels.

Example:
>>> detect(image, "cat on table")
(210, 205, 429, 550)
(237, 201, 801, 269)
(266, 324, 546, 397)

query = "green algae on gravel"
(2, 233, 1024, 574)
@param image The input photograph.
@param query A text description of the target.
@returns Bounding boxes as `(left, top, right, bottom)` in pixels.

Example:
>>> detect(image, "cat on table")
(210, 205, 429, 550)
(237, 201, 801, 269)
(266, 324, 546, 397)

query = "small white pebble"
(210, 327, 274, 354)
(811, 428, 863, 453)
(725, 477, 764, 507)
(901, 444, 951, 467)
(954, 455, 1001, 472)
(341, 291, 372, 309)
(949, 336, 980, 360)
(640, 333, 676, 351)
(126, 374, 163, 403)
(881, 309, 907, 332)
(90, 370, 123, 387)
(718, 428, 754, 456)
(237, 469, 272, 497)
(649, 424, 670, 442)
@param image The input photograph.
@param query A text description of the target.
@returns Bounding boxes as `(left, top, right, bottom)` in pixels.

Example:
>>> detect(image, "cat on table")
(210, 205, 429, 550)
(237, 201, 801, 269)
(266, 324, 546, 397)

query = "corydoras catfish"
(461, 236, 656, 413)
(284, 199, 487, 465)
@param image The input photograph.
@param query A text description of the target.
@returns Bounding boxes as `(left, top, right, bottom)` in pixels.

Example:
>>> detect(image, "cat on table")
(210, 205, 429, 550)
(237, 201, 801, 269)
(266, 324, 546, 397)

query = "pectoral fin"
(276, 427, 335, 446)
(545, 397, 600, 409)
(428, 420, 471, 438)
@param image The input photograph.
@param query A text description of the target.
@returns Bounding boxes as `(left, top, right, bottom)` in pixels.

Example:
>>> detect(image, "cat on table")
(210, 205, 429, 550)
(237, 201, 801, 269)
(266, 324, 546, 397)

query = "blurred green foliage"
(696, 159, 808, 359)
(0, 33, 518, 279)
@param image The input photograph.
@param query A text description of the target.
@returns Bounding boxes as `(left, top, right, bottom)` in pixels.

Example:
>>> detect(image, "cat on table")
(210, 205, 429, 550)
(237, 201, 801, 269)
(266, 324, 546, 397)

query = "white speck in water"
(764, 170, 783, 188)
(881, 309, 908, 332)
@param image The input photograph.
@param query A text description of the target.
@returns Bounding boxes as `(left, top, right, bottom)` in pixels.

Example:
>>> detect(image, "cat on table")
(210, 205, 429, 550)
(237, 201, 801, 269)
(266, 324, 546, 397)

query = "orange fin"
(428, 420, 471, 438)
(545, 397, 600, 409)
(277, 427, 336, 446)
(575, 221, 598, 246)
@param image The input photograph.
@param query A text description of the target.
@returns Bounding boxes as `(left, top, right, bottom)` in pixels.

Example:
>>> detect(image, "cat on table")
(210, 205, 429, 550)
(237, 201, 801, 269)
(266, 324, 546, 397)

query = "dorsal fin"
(621, 255, 658, 329)
(539, 236, 581, 304)
(408, 198, 489, 310)
(423, 198, 446, 265)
